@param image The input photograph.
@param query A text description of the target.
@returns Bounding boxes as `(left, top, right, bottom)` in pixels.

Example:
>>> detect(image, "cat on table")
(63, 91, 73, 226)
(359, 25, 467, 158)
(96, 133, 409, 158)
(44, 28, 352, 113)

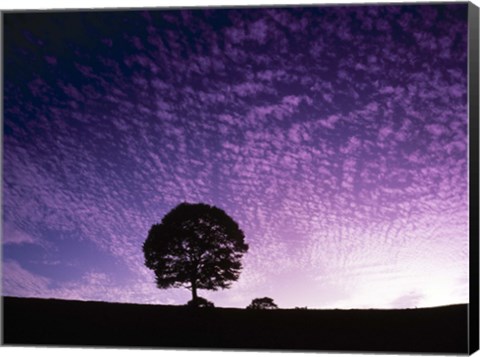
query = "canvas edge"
(469, 1, 480, 355)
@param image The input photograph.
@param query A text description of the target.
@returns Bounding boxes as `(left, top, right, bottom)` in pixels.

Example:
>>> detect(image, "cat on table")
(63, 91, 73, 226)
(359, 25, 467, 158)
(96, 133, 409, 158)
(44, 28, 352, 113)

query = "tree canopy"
(143, 202, 248, 305)
(246, 297, 278, 310)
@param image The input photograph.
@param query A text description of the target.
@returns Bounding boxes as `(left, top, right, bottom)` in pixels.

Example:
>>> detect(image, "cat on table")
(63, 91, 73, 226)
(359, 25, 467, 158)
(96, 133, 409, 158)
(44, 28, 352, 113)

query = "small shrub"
(246, 297, 278, 310)
(186, 297, 215, 308)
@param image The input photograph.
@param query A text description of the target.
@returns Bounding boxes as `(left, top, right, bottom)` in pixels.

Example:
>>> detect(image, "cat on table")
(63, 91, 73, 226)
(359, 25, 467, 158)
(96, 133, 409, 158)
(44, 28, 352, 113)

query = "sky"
(2, 2, 470, 309)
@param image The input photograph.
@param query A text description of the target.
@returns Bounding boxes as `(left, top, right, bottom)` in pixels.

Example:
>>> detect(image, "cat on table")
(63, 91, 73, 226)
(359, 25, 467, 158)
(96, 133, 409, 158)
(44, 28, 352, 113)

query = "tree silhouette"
(246, 297, 278, 310)
(143, 202, 248, 306)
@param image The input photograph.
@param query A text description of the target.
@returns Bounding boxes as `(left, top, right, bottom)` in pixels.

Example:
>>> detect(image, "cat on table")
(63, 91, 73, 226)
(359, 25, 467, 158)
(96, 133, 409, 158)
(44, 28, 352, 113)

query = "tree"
(246, 297, 278, 310)
(143, 202, 248, 305)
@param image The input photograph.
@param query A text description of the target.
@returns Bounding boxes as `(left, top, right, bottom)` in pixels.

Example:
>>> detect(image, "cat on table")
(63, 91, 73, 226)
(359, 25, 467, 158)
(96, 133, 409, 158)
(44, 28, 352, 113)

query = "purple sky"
(3, 3, 469, 309)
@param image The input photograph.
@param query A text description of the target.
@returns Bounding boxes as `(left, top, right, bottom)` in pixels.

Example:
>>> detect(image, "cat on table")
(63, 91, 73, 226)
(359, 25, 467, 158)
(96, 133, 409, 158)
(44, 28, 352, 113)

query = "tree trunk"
(191, 280, 198, 302)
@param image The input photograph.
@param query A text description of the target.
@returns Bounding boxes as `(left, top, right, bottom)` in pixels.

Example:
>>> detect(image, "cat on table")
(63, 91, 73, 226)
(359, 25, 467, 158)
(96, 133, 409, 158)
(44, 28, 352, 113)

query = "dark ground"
(2, 296, 468, 353)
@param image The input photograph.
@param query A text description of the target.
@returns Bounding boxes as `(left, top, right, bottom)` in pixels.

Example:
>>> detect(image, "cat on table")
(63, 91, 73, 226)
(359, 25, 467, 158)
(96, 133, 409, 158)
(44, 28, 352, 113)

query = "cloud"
(2, 259, 184, 305)
(2, 223, 42, 246)
(3, 260, 51, 297)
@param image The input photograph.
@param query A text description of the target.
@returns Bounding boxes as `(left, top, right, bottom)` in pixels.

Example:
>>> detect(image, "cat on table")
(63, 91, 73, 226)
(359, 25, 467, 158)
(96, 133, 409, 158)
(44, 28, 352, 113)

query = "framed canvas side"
(469, 1, 480, 354)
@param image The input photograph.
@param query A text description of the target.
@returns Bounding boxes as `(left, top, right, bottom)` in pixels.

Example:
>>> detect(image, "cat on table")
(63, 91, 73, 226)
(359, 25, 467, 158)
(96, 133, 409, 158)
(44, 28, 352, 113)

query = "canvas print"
(2, 1, 478, 354)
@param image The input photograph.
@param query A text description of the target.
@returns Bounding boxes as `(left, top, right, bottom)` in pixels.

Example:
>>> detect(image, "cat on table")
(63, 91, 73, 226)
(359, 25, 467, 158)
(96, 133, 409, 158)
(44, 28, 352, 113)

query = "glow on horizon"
(2, 4, 469, 309)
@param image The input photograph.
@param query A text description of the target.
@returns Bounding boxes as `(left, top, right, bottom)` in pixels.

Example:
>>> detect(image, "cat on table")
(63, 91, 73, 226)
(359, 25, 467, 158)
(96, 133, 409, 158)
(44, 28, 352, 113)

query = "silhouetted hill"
(2, 296, 468, 353)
